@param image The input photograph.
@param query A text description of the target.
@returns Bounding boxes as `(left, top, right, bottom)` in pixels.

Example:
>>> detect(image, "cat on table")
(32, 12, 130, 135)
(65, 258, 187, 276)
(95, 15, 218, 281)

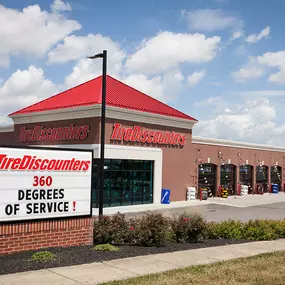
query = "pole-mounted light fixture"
(87, 50, 107, 216)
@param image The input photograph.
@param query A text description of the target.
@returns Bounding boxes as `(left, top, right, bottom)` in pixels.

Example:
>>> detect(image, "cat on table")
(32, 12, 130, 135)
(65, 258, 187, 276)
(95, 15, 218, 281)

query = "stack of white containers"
(240, 185, 249, 196)
(187, 187, 196, 201)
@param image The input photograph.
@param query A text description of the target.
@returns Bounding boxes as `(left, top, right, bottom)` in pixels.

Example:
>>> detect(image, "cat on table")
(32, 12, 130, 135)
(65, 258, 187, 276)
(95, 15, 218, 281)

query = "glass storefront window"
(92, 159, 154, 208)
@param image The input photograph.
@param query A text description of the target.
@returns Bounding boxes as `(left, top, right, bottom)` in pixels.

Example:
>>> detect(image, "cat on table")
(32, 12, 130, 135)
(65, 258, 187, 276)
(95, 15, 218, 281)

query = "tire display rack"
(198, 163, 217, 197)
(271, 165, 282, 192)
(220, 164, 236, 196)
(256, 165, 269, 193)
(239, 165, 254, 194)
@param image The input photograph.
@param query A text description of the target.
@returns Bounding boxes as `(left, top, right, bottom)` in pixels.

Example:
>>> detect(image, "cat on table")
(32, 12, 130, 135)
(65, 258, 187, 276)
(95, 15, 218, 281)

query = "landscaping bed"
(0, 239, 252, 276)
(1, 211, 285, 276)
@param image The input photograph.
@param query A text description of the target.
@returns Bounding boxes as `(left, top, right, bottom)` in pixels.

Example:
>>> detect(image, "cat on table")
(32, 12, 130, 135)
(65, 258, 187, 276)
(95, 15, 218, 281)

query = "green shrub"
(205, 222, 220, 239)
(132, 212, 170, 247)
(206, 219, 285, 241)
(93, 212, 285, 246)
(93, 215, 114, 244)
(243, 220, 279, 241)
(171, 212, 207, 243)
(165, 228, 176, 243)
(93, 212, 133, 245)
(30, 251, 56, 262)
(206, 220, 245, 240)
(270, 220, 285, 238)
(92, 244, 120, 252)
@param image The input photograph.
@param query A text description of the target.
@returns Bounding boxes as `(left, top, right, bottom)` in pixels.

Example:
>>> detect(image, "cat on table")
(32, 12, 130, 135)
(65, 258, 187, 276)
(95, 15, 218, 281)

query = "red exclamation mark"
(73, 201, 76, 212)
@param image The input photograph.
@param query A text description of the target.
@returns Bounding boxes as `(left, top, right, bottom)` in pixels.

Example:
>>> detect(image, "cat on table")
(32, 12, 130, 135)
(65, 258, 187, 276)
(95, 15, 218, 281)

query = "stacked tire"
(187, 187, 196, 200)
(207, 188, 213, 198)
(199, 187, 208, 200)
(202, 188, 208, 200)
(240, 185, 249, 196)
(221, 187, 228, 198)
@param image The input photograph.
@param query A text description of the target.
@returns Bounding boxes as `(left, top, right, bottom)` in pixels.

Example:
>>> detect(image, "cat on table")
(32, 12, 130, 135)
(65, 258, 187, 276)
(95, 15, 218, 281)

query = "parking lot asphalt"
(126, 202, 285, 222)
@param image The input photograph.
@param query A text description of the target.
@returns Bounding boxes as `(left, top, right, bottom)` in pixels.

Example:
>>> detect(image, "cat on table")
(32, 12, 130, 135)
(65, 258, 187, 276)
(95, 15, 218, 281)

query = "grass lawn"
(102, 251, 285, 285)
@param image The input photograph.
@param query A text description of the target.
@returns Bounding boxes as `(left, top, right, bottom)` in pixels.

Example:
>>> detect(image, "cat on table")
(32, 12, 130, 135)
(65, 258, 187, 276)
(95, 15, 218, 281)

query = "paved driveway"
(96, 193, 285, 222)
(156, 202, 285, 222)
(126, 200, 285, 222)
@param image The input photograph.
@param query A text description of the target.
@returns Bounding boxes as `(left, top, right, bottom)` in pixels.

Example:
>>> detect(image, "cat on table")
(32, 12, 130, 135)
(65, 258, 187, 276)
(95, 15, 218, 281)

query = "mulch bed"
(0, 239, 252, 276)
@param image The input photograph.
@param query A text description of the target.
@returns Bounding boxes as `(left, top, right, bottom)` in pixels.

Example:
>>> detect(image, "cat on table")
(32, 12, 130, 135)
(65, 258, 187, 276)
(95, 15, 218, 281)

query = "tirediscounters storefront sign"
(110, 123, 186, 146)
(0, 147, 92, 223)
(18, 124, 90, 142)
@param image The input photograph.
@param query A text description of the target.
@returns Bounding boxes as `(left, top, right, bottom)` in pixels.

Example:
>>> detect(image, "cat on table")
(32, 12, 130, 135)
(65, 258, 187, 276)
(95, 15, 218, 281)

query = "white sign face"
(0, 147, 92, 222)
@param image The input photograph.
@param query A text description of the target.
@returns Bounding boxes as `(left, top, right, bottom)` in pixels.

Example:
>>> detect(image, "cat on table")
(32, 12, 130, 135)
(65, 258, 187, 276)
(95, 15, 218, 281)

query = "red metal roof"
(9, 75, 197, 121)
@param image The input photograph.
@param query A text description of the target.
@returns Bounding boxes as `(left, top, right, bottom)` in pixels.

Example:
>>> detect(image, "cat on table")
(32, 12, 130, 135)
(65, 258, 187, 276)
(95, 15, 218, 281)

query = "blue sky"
(1, 0, 285, 145)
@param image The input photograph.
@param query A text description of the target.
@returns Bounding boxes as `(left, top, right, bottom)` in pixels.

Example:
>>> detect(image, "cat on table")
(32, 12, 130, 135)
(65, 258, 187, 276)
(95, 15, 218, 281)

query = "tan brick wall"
(0, 217, 94, 255)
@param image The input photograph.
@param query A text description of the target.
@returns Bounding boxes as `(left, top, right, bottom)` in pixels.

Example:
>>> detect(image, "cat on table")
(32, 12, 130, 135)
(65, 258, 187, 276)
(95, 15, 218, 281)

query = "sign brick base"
(0, 217, 94, 255)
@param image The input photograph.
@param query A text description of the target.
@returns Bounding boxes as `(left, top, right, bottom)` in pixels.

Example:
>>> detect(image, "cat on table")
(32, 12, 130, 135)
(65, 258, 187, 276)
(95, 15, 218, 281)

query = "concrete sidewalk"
(1, 239, 285, 285)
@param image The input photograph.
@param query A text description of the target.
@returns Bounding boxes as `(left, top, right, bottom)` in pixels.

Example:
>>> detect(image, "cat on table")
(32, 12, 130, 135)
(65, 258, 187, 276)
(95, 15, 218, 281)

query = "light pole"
(87, 50, 107, 216)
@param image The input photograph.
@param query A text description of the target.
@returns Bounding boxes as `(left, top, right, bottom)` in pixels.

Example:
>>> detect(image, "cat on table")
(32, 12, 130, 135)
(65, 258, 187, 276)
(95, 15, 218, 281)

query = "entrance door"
(198, 163, 217, 197)
(271, 166, 282, 191)
(220, 164, 236, 195)
(256, 165, 269, 193)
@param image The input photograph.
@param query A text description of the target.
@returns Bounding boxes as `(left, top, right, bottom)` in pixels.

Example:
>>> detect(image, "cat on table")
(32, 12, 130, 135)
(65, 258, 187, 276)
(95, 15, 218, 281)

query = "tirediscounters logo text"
(18, 124, 90, 142)
(110, 123, 186, 146)
(0, 148, 92, 223)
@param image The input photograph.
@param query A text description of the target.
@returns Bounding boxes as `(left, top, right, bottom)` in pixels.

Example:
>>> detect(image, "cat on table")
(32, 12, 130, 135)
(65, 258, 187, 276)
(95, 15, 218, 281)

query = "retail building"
(1, 75, 284, 209)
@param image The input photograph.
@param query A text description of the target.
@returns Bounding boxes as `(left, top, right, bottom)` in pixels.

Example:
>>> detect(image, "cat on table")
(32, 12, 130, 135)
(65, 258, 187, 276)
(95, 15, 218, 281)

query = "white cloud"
(268, 69, 285, 84)
(188, 70, 206, 87)
(232, 64, 264, 83)
(257, 51, 285, 67)
(194, 98, 282, 144)
(64, 58, 103, 87)
(234, 50, 285, 84)
(51, 0, 72, 13)
(125, 31, 220, 75)
(0, 65, 57, 124)
(194, 96, 222, 107)
(64, 54, 125, 88)
(231, 29, 244, 40)
(256, 51, 285, 84)
(193, 93, 285, 146)
(122, 70, 184, 101)
(60, 35, 126, 87)
(123, 74, 164, 100)
(246, 26, 270, 44)
(48, 34, 126, 65)
(0, 2, 80, 67)
(182, 9, 243, 32)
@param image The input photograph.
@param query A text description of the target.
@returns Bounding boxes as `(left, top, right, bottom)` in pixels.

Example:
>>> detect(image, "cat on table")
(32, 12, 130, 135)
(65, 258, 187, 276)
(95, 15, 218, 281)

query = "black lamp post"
(87, 50, 107, 216)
